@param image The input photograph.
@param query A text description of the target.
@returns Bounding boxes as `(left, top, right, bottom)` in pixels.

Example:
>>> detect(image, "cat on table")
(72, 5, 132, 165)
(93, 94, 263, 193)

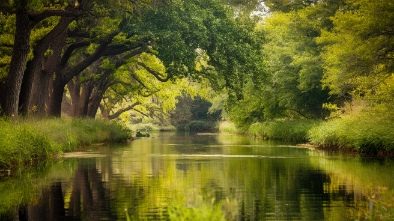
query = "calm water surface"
(1, 132, 394, 220)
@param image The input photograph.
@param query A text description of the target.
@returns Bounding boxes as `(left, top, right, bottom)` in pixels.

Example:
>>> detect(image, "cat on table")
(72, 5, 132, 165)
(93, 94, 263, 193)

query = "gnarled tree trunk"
(1, 0, 30, 117)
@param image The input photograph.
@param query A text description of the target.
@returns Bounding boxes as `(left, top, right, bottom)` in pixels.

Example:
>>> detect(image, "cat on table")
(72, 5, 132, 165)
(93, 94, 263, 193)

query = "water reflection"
(1, 132, 393, 220)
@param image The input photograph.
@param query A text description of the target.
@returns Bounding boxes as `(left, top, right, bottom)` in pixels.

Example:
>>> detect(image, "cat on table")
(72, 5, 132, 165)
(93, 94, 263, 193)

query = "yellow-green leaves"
(317, 0, 394, 103)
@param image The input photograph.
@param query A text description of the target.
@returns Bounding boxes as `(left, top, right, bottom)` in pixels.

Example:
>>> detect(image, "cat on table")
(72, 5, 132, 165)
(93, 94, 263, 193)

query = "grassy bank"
(0, 118, 132, 169)
(219, 120, 321, 143)
(308, 114, 394, 155)
(220, 114, 394, 155)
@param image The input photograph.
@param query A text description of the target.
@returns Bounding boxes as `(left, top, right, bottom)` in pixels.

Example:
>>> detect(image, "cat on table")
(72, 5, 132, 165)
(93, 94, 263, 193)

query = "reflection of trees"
(6, 135, 394, 220)
(20, 160, 118, 220)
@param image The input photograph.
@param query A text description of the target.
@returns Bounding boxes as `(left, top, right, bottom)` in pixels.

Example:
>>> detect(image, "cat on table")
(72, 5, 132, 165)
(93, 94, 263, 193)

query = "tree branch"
(137, 62, 170, 82)
(130, 73, 149, 89)
(60, 40, 91, 68)
(108, 101, 141, 119)
(29, 6, 81, 26)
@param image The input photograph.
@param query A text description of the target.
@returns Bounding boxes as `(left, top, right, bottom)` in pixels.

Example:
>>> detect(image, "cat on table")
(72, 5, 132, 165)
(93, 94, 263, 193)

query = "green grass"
(308, 114, 394, 154)
(243, 119, 321, 143)
(221, 111, 394, 155)
(0, 118, 132, 168)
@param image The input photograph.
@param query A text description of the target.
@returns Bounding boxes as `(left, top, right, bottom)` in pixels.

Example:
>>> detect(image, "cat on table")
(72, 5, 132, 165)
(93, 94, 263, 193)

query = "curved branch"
(139, 90, 158, 97)
(137, 62, 170, 82)
(60, 40, 91, 68)
(129, 108, 150, 118)
(29, 6, 82, 26)
(130, 73, 149, 89)
(108, 101, 141, 119)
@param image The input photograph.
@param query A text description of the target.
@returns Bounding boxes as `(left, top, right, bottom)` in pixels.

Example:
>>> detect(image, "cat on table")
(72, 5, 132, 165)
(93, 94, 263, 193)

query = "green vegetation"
(220, 109, 394, 154)
(219, 119, 319, 143)
(0, 0, 393, 158)
(168, 200, 237, 221)
(308, 110, 394, 154)
(247, 119, 321, 143)
(214, 0, 394, 154)
(0, 160, 77, 219)
(0, 118, 131, 168)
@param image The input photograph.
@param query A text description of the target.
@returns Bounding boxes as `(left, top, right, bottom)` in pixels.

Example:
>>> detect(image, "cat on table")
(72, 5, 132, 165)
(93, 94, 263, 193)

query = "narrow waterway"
(1, 132, 394, 220)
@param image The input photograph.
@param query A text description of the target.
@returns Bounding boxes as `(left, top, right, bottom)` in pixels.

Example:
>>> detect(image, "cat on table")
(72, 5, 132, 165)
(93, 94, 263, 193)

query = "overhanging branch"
(108, 101, 141, 119)
(137, 62, 170, 82)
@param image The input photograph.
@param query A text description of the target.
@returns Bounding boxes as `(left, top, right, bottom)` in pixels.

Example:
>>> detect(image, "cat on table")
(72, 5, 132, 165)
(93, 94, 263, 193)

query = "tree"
(223, 0, 345, 129)
(317, 0, 394, 108)
(1, 0, 265, 120)
(0, 0, 90, 117)
(264, 0, 320, 12)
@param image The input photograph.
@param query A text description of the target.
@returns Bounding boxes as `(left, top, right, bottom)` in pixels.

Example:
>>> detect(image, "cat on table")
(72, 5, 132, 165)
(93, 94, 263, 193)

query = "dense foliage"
(0, 0, 262, 120)
(0, 0, 393, 152)
(216, 0, 394, 152)
(169, 95, 221, 131)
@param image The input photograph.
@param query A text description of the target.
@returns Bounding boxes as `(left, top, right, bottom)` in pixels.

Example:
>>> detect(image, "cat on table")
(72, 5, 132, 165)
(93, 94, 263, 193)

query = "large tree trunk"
(19, 16, 73, 116)
(67, 78, 81, 116)
(1, 0, 30, 117)
(79, 81, 94, 117)
(67, 76, 94, 117)
(87, 90, 104, 118)
(48, 77, 66, 117)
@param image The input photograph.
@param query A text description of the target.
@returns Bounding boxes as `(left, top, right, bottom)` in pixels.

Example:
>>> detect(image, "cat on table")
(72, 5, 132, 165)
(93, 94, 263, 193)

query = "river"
(1, 132, 394, 220)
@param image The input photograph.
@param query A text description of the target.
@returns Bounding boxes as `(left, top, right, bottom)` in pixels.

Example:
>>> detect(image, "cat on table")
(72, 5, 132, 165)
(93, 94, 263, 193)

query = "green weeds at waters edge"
(220, 116, 394, 155)
(247, 119, 321, 143)
(220, 120, 320, 143)
(0, 118, 132, 169)
(308, 115, 394, 154)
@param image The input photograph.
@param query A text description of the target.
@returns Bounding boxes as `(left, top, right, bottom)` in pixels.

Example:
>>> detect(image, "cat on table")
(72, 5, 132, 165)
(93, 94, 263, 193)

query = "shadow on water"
(1, 132, 393, 220)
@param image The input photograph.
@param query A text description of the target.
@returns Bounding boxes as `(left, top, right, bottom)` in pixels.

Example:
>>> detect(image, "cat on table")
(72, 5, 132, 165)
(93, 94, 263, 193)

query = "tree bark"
(48, 76, 66, 117)
(1, 0, 30, 117)
(19, 16, 74, 116)
(67, 77, 81, 116)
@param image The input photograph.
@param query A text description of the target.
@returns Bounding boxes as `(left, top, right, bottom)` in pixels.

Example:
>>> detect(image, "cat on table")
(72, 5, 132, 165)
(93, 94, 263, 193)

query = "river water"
(1, 132, 394, 220)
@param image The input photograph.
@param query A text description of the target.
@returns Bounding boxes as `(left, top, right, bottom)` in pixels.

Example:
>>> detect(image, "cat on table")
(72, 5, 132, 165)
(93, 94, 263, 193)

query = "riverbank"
(219, 120, 320, 143)
(308, 114, 394, 156)
(219, 115, 394, 156)
(0, 118, 132, 169)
